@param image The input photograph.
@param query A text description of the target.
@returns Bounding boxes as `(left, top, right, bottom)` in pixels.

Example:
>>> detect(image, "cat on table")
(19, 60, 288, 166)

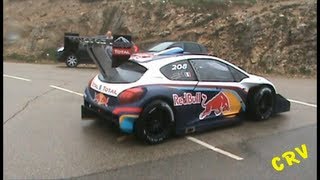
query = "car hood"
(57, 46, 64, 52)
(241, 74, 277, 92)
(248, 74, 274, 84)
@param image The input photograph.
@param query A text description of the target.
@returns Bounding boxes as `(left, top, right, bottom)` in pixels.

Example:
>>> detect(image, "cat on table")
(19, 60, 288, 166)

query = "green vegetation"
(299, 66, 312, 75)
(5, 53, 37, 62)
(79, 0, 103, 2)
(39, 48, 58, 61)
(169, 0, 256, 8)
(5, 48, 58, 63)
(169, 0, 226, 9)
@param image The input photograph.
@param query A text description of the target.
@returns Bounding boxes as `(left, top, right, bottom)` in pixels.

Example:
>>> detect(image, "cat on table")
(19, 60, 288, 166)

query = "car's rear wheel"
(65, 54, 79, 68)
(248, 86, 274, 121)
(135, 100, 175, 144)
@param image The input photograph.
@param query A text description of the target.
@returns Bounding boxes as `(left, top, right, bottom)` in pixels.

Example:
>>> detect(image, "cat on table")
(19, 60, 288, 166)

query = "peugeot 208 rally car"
(81, 42, 290, 144)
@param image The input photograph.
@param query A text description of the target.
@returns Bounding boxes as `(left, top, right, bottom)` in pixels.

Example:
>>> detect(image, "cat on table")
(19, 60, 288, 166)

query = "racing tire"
(135, 100, 175, 145)
(248, 86, 274, 121)
(65, 54, 79, 68)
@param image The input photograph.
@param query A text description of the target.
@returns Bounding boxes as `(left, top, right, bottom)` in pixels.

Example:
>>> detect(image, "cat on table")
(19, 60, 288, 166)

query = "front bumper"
(56, 50, 66, 62)
(273, 94, 291, 114)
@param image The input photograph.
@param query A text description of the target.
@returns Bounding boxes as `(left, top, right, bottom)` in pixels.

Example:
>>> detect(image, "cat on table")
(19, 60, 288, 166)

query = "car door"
(159, 59, 201, 132)
(189, 58, 247, 125)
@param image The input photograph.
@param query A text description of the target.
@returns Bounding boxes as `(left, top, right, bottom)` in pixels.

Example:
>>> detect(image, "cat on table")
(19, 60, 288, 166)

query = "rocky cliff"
(4, 0, 317, 77)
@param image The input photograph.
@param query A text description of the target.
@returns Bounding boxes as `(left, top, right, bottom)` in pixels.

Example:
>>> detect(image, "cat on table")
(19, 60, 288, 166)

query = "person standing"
(106, 30, 113, 40)
(106, 31, 113, 45)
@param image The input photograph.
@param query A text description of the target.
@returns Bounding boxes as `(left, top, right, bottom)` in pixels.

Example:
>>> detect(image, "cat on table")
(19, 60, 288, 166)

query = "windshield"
(98, 61, 147, 83)
(148, 42, 174, 52)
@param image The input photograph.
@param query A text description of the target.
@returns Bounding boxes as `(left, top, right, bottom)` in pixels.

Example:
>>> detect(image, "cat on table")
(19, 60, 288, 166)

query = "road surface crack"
(3, 88, 55, 126)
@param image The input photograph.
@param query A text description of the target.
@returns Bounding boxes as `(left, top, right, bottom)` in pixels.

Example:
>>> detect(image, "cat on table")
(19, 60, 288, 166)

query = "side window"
(199, 45, 208, 53)
(190, 59, 234, 82)
(184, 43, 201, 53)
(228, 65, 249, 82)
(160, 60, 197, 81)
(169, 43, 183, 49)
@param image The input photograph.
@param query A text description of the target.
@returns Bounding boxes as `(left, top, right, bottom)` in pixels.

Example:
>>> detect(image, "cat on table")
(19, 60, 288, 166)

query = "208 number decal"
(172, 63, 187, 70)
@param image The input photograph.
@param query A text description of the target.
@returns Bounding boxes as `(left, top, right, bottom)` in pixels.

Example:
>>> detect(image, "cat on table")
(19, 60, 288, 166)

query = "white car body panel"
(90, 54, 277, 97)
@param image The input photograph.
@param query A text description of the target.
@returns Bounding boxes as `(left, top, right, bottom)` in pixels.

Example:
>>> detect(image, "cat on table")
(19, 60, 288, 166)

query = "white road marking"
(186, 136, 244, 161)
(288, 99, 317, 108)
(50, 85, 84, 97)
(3, 74, 31, 82)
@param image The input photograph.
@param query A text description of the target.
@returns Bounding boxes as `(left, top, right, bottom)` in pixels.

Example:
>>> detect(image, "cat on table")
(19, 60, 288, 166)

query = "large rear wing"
(66, 34, 133, 79)
(64, 32, 79, 53)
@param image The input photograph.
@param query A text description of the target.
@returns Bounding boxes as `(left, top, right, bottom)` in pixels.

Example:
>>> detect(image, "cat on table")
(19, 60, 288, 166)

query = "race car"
(81, 37, 290, 144)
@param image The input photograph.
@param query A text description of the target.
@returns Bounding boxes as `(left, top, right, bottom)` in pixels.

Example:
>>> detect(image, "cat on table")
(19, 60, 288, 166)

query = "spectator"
(132, 42, 139, 53)
(106, 30, 113, 40)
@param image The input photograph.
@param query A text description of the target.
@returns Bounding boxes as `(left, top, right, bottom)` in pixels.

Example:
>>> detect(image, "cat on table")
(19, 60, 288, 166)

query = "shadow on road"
(80, 118, 146, 146)
(80, 118, 187, 146)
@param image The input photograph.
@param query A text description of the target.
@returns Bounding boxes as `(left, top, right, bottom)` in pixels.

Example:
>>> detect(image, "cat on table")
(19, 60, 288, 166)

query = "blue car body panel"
(82, 82, 248, 134)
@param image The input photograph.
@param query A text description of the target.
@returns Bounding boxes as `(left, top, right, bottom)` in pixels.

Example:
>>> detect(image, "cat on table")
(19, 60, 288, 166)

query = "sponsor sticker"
(184, 72, 191, 77)
(91, 81, 99, 89)
(199, 92, 230, 120)
(102, 86, 117, 95)
(172, 91, 232, 120)
(172, 92, 202, 106)
(112, 48, 132, 55)
(91, 81, 117, 96)
(94, 93, 109, 107)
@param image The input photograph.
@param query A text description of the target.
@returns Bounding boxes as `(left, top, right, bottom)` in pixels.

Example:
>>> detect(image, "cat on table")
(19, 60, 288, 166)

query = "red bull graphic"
(94, 93, 109, 107)
(173, 91, 243, 120)
(173, 92, 202, 106)
(199, 92, 230, 120)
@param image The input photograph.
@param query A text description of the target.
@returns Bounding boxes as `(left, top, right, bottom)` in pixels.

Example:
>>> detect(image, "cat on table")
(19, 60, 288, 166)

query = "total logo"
(113, 48, 131, 55)
(172, 92, 230, 120)
(91, 81, 117, 95)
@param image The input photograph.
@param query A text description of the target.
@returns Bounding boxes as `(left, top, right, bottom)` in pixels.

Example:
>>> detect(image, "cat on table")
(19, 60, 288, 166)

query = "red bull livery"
(199, 92, 230, 120)
(80, 37, 290, 144)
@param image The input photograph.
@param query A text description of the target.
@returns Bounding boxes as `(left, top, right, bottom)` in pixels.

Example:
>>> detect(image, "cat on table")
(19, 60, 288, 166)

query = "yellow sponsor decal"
(223, 91, 242, 116)
(119, 115, 139, 124)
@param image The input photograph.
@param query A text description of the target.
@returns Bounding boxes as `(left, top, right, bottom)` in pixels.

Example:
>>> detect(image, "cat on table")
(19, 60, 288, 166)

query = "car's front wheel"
(135, 100, 175, 144)
(65, 54, 79, 68)
(248, 86, 275, 121)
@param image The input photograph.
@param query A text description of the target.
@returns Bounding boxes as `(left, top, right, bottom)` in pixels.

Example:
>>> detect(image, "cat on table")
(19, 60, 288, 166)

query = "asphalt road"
(3, 62, 317, 180)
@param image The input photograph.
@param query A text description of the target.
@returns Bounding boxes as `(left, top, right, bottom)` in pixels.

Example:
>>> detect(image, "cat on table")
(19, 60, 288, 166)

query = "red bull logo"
(173, 92, 202, 106)
(94, 93, 109, 107)
(199, 92, 230, 120)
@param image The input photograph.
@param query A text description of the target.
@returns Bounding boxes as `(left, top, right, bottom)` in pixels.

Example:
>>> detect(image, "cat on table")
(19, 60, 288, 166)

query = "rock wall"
(4, 0, 317, 76)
